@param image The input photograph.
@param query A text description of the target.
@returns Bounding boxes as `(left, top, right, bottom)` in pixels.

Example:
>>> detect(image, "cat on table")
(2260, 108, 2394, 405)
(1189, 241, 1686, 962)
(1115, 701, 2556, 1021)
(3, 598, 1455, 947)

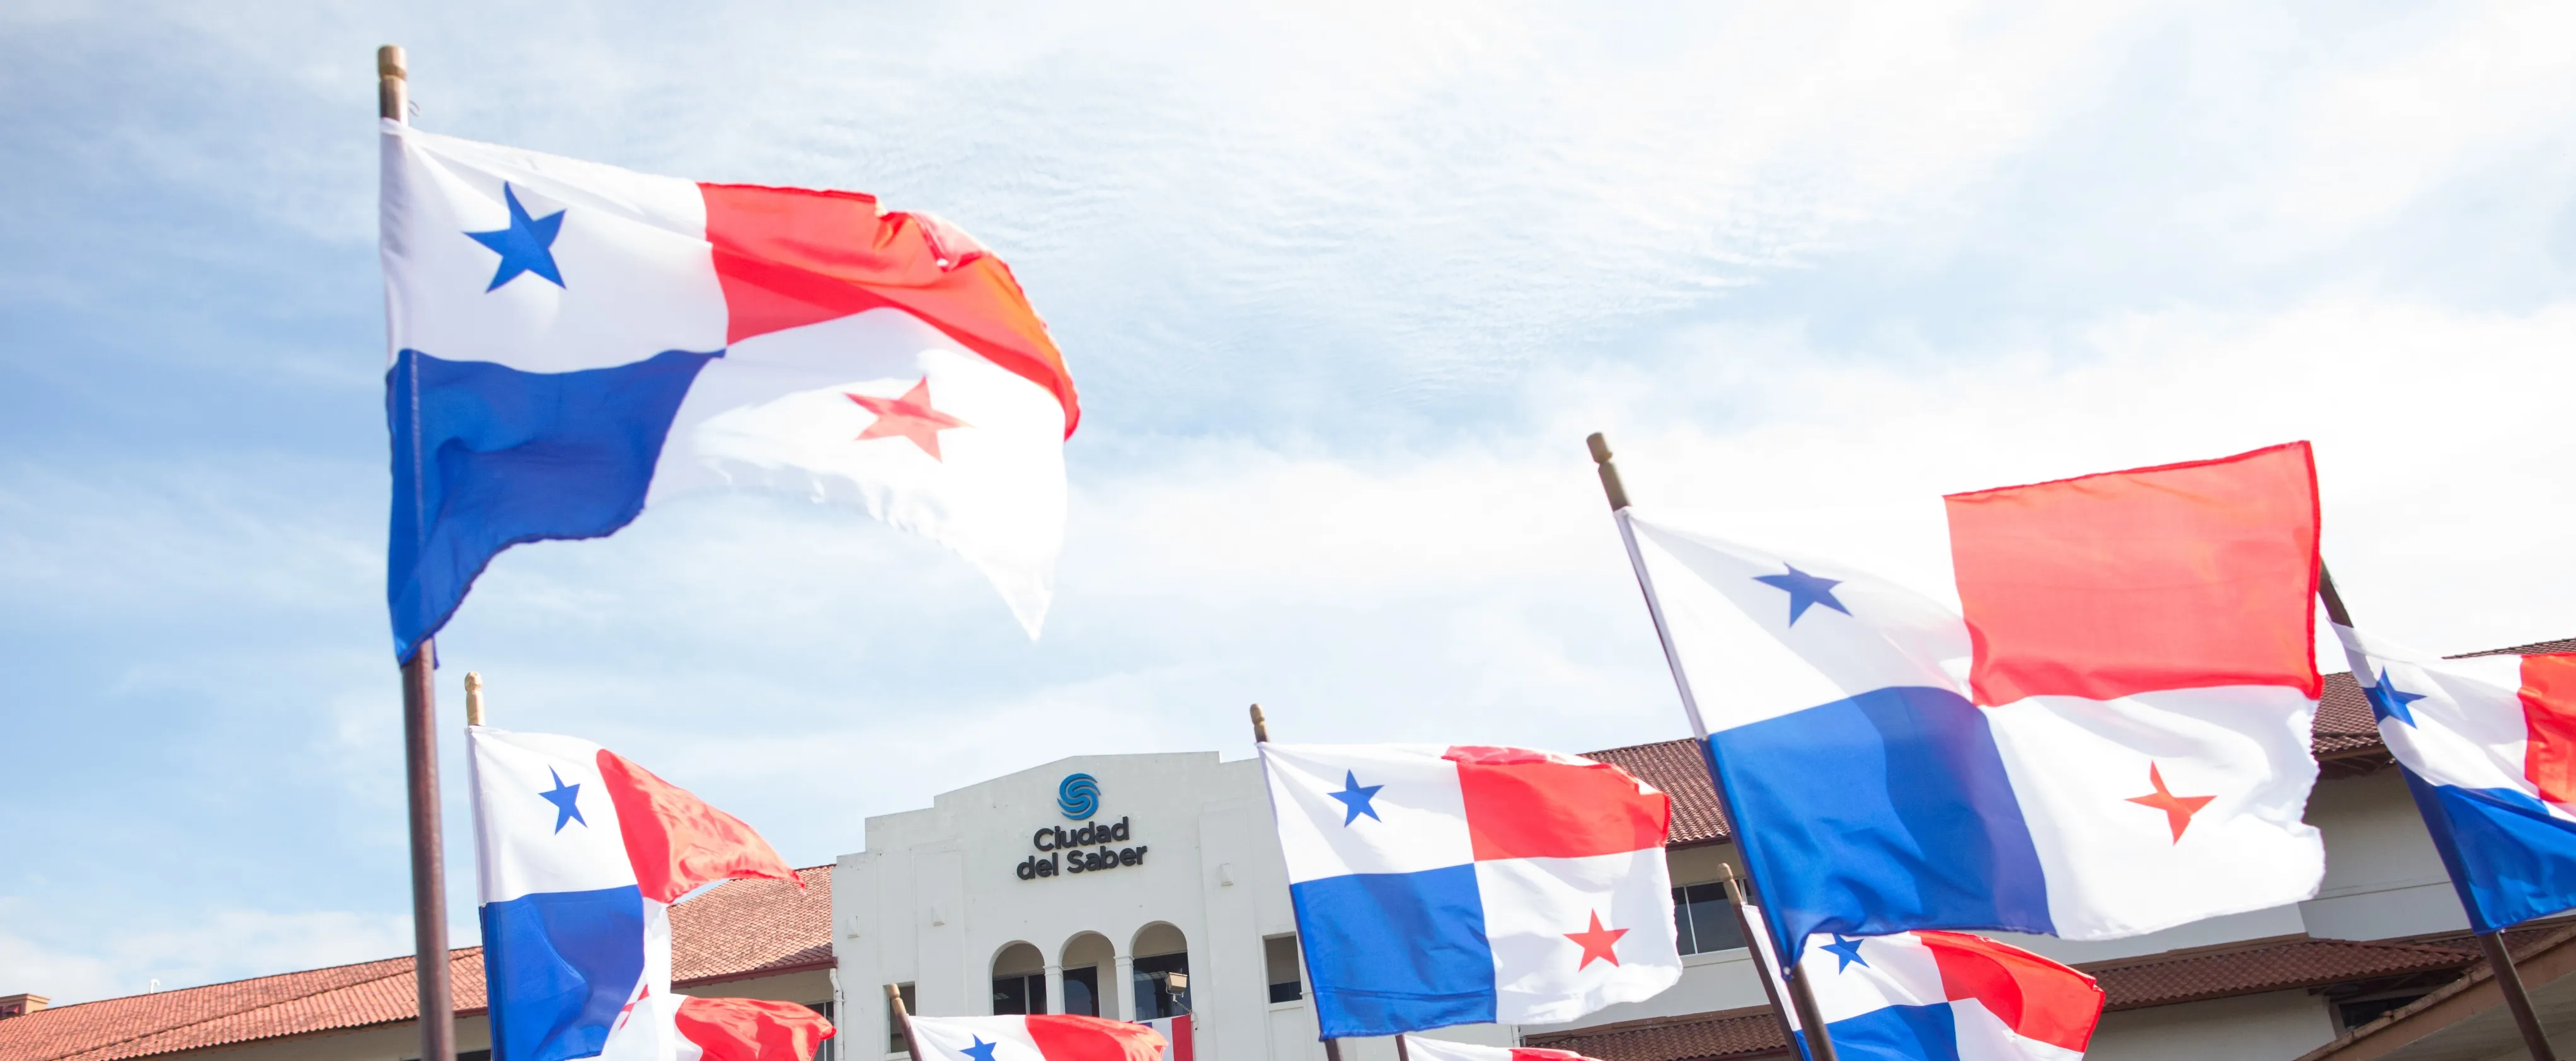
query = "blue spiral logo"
(1057, 773, 1100, 820)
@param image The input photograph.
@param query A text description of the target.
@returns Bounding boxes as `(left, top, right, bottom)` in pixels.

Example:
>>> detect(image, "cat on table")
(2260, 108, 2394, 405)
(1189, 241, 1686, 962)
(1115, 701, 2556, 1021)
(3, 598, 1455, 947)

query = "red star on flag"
(2125, 762, 2216, 843)
(847, 377, 972, 461)
(1564, 910, 1628, 969)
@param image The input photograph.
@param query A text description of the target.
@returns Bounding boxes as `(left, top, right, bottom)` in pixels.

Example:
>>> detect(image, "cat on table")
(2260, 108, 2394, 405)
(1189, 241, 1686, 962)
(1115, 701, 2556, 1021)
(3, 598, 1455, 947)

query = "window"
(886, 983, 916, 1055)
(2338, 994, 2428, 1031)
(806, 1000, 836, 1061)
(1132, 952, 1191, 1019)
(1263, 934, 1304, 1004)
(1671, 882, 1745, 955)
(992, 972, 1047, 1015)
(1062, 966, 1100, 1016)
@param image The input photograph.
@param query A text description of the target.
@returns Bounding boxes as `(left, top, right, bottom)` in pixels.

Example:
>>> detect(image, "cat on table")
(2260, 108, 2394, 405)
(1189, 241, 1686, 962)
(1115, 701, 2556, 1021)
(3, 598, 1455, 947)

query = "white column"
(1043, 965, 1064, 1016)
(1113, 954, 1137, 1021)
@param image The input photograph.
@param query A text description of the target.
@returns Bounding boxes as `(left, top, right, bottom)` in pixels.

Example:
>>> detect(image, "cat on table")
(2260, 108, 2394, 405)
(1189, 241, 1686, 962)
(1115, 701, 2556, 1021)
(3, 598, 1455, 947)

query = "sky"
(4, 0, 2575, 1005)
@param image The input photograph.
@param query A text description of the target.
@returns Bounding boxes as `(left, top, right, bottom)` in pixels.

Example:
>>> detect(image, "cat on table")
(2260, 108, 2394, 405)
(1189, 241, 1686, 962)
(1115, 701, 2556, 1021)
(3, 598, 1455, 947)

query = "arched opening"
(1060, 931, 1115, 1018)
(991, 942, 1045, 1015)
(1131, 922, 1190, 1019)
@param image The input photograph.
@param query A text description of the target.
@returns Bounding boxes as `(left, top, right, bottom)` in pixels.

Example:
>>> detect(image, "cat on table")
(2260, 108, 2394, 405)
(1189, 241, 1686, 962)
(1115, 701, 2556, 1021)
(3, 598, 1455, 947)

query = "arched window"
(1060, 931, 1115, 1017)
(1130, 922, 1190, 1019)
(992, 942, 1046, 1015)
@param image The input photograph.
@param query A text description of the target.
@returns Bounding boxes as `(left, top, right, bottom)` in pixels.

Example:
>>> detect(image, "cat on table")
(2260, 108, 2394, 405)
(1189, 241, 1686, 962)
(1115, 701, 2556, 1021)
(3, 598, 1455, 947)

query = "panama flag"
(381, 122, 1078, 662)
(2335, 627, 2576, 933)
(1628, 443, 2326, 959)
(904, 1014, 1167, 1061)
(468, 727, 830, 1061)
(1258, 743, 1682, 1038)
(1400, 1036, 1601, 1061)
(1137, 1016, 1190, 1061)
(1771, 928, 2103, 1061)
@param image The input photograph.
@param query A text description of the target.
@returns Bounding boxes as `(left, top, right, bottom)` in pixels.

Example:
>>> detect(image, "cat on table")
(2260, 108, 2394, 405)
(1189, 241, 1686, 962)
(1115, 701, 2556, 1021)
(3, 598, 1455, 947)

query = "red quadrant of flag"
(698, 182, 1079, 435)
(1446, 746, 1670, 861)
(2521, 654, 2576, 804)
(1943, 441, 2322, 706)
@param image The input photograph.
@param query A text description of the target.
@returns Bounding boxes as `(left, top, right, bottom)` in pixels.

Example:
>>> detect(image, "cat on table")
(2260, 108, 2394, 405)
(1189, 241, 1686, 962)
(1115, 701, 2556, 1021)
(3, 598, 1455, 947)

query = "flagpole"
(886, 983, 927, 1061)
(2318, 567, 2558, 1061)
(1717, 866, 1802, 1056)
(1251, 705, 1348, 1061)
(381, 42, 455, 1061)
(1585, 433, 1839, 1061)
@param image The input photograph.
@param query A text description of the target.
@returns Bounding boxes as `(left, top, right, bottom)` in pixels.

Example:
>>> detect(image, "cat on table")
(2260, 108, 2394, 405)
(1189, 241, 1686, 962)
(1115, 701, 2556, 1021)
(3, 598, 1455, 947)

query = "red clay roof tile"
(0, 866, 832, 1061)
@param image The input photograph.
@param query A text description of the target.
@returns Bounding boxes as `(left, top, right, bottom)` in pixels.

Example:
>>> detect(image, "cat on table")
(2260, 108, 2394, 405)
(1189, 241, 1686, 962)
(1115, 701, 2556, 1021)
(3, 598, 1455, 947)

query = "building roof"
(2294, 924, 2576, 1061)
(1584, 740, 1730, 847)
(1522, 1007, 1787, 1061)
(2084, 936, 2477, 1010)
(0, 866, 832, 1061)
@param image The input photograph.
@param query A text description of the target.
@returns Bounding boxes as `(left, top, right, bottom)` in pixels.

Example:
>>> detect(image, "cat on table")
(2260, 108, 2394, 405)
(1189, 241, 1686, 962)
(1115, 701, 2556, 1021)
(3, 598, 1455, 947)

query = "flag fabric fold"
(381, 122, 1076, 660)
(2335, 625, 2576, 933)
(1258, 743, 1682, 1038)
(1628, 443, 2327, 960)
(468, 726, 820, 1061)
(904, 1014, 1166, 1061)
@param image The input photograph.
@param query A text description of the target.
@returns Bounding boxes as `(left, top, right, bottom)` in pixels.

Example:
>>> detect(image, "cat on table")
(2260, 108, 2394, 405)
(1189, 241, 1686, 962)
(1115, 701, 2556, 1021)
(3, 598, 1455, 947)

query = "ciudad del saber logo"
(1020, 773, 1147, 879)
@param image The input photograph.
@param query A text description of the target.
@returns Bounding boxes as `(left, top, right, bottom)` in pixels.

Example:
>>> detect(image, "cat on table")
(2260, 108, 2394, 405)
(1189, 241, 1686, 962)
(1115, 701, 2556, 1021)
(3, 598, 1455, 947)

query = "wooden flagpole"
(381, 42, 456, 1061)
(886, 983, 927, 1060)
(2318, 567, 2558, 1061)
(1250, 705, 1347, 1061)
(1584, 432, 1839, 1061)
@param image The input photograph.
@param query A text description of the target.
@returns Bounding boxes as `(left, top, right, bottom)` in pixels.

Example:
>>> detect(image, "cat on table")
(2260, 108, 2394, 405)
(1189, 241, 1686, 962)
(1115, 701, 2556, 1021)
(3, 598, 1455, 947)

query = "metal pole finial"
(464, 672, 485, 728)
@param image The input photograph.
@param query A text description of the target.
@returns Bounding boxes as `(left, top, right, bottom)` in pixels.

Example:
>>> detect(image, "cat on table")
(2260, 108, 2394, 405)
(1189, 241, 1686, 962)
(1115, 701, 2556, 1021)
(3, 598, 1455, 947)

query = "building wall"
(837, 753, 1315, 1061)
(2299, 770, 2469, 941)
(2082, 992, 2338, 1061)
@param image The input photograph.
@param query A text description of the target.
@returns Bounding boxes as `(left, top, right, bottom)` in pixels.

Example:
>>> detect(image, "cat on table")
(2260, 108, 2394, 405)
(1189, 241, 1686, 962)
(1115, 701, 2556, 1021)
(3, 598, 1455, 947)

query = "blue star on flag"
(1753, 564, 1851, 626)
(1329, 770, 1384, 826)
(1822, 934, 1870, 972)
(539, 768, 587, 833)
(960, 1037, 999, 1061)
(2368, 669, 2427, 728)
(466, 183, 567, 291)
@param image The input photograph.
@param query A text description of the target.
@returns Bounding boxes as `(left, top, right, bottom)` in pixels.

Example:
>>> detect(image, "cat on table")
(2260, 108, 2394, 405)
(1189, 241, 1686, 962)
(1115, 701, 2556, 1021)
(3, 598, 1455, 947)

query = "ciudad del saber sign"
(1018, 773, 1149, 880)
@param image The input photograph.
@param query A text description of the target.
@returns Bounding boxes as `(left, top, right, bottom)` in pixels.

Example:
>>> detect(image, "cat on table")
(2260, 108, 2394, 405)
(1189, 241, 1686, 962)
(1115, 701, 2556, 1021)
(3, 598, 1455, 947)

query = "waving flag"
(1258, 743, 1681, 1038)
(2336, 627, 2576, 933)
(468, 728, 827, 1061)
(1774, 930, 2103, 1061)
(381, 122, 1078, 661)
(904, 1014, 1166, 1061)
(1400, 1036, 1600, 1061)
(1628, 443, 2326, 958)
